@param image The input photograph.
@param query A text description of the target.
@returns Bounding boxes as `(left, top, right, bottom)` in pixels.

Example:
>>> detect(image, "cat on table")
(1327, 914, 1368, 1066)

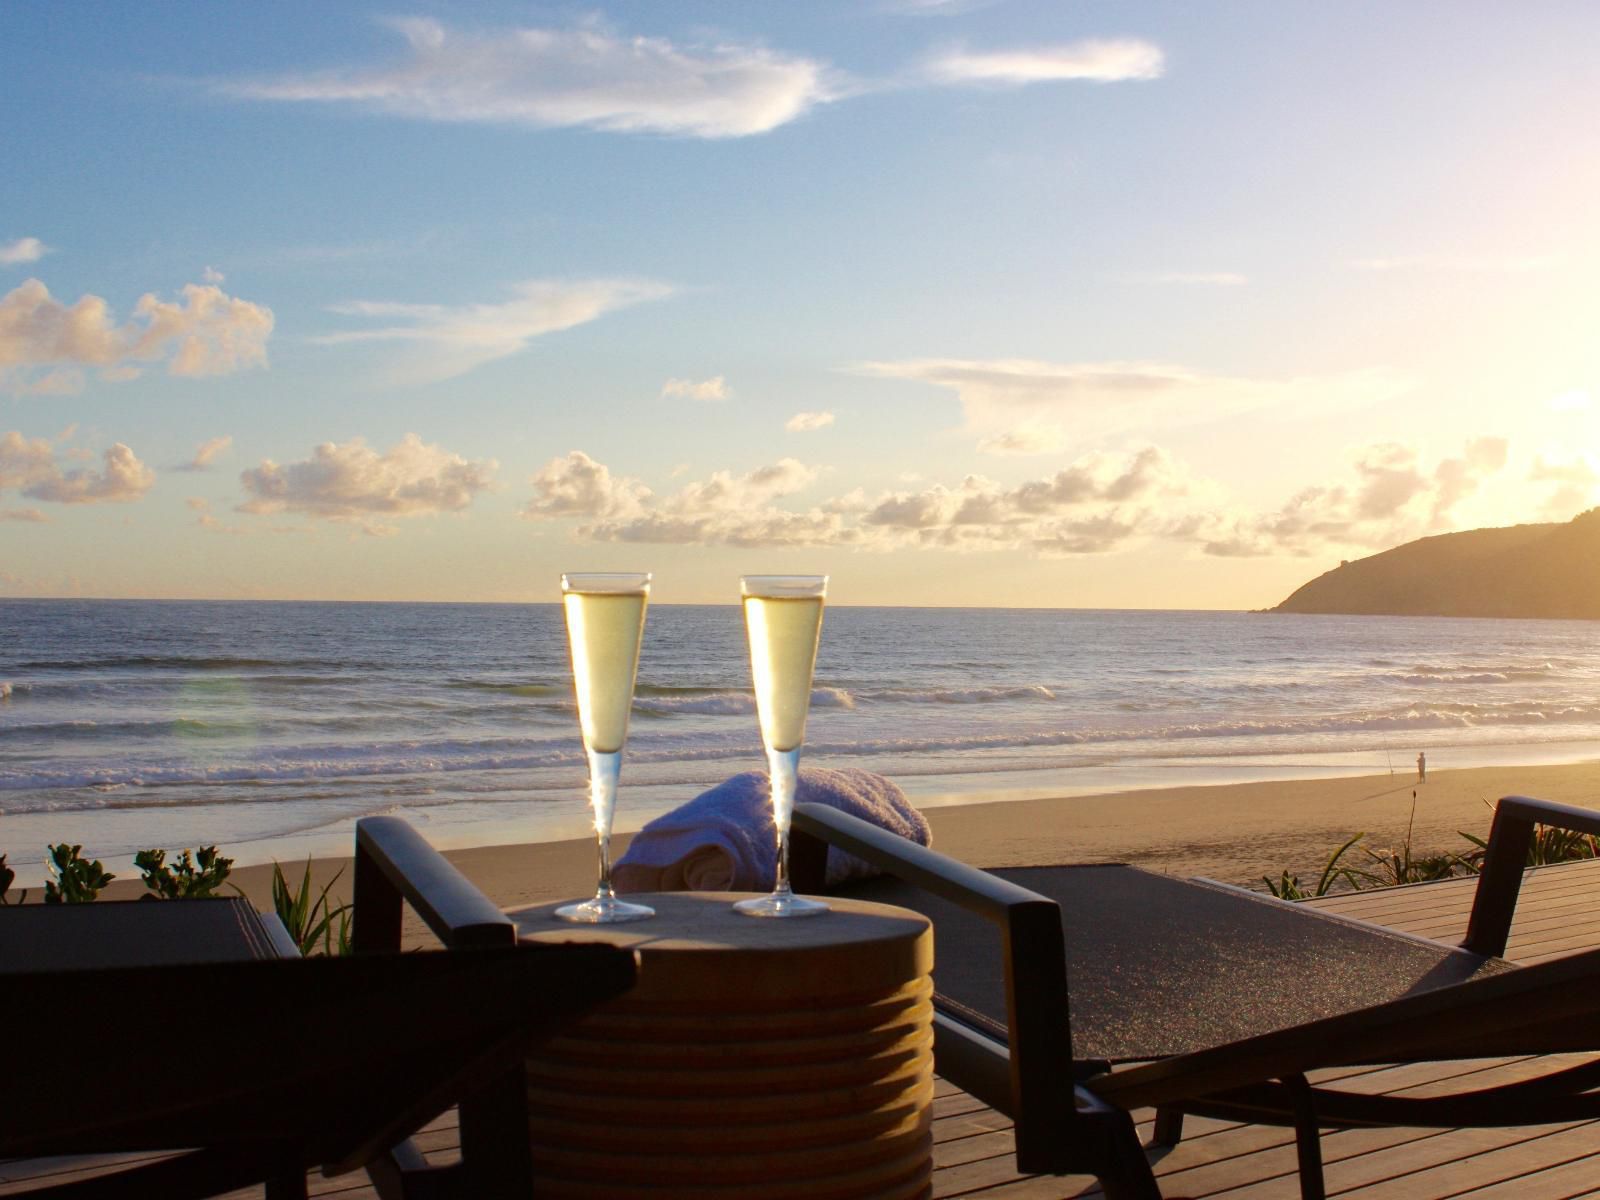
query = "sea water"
(3, 599, 1599, 881)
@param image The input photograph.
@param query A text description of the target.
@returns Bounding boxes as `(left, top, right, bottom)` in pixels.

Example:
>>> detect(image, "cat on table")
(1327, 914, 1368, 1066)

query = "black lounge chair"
(2, 819, 636, 1200)
(791, 794, 1600, 1200)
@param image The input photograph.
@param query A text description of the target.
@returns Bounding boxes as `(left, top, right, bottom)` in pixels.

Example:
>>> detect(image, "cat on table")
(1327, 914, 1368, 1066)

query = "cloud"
(173, 434, 233, 473)
(1128, 271, 1248, 286)
(661, 375, 729, 401)
(316, 277, 672, 384)
(926, 38, 1164, 86)
(226, 18, 837, 139)
(523, 450, 651, 520)
(1549, 389, 1593, 413)
(1351, 254, 1554, 273)
(0, 278, 273, 394)
(785, 410, 834, 432)
(0, 507, 46, 523)
(1189, 440, 1508, 558)
(238, 433, 496, 521)
(525, 452, 839, 547)
(0, 238, 48, 266)
(203, 266, 225, 284)
(14, 441, 155, 504)
(1530, 453, 1600, 485)
(526, 446, 1193, 553)
(852, 357, 1405, 444)
(976, 427, 1063, 456)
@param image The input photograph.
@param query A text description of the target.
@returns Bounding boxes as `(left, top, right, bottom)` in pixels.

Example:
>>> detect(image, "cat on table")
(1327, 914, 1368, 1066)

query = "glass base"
(733, 892, 830, 919)
(554, 896, 656, 924)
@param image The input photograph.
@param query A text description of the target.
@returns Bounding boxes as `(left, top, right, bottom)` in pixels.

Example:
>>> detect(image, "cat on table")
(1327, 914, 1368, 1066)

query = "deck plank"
(12, 860, 1600, 1199)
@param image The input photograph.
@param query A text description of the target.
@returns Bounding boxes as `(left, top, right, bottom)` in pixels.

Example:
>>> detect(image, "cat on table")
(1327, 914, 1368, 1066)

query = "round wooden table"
(510, 892, 935, 1200)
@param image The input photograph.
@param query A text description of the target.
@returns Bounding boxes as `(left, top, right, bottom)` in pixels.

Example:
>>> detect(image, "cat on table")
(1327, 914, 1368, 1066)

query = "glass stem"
(768, 746, 801, 898)
(589, 748, 621, 902)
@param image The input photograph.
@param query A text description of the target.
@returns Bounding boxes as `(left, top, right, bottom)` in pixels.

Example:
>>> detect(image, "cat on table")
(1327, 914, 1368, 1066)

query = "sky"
(2, 1, 1598, 608)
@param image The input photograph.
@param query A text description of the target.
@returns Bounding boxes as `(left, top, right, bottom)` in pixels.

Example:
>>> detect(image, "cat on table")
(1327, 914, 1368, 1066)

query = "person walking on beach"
(1417, 751, 1427, 783)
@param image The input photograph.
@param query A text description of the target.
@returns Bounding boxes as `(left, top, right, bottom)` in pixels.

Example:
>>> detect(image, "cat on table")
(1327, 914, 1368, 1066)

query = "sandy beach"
(81, 760, 1600, 931)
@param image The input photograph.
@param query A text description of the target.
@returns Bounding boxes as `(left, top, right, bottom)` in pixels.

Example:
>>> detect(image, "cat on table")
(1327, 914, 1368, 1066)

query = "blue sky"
(3, 2, 1598, 606)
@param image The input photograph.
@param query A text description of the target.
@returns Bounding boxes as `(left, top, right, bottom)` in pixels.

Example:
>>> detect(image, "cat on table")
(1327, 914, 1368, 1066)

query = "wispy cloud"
(850, 358, 1406, 445)
(0, 238, 48, 266)
(173, 435, 233, 473)
(220, 18, 1163, 140)
(238, 433, 497, 528)
(0, 278, 273, 395)
(316, 278, 673, 384)
(1125, 271, 1247, 286)
(785, 410, 834, 432)
(225, 18, 838, 139)
(661, 375, 729, 401)
(976, 426, 1063, 456)
(1351, 254, 1555, 273)
(0, 507, 47, 523)
(925, 38, 1164, 86)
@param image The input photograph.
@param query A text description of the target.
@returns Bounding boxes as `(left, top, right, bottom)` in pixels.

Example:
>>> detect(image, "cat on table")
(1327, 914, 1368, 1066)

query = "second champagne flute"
(555, 572, 655, 924)
(735, 574, 830, 918)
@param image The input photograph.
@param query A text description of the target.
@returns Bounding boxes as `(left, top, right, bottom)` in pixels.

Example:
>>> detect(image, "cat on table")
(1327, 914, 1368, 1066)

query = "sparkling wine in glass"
(734, 575, 830, 918)
(555, 572, 655, 924)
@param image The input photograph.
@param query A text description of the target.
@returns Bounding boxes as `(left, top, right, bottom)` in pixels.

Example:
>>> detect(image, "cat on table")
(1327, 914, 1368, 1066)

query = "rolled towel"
(613, 767, 930, 894)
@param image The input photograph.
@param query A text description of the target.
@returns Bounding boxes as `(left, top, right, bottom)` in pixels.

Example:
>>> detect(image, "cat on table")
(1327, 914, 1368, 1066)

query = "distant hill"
(1272, 509, 1600, 619)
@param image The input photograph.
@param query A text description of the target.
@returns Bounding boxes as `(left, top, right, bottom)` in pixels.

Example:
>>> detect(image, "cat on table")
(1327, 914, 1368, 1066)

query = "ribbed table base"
(522, 916, 935, 1200)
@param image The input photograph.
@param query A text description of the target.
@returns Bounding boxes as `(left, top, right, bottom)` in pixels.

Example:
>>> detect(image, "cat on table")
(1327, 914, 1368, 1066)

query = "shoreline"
(59, 760, 1600, 919)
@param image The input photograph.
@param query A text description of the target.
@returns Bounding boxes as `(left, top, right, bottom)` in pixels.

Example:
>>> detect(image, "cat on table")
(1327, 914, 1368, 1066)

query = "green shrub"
(135, 846, 234, 899)
(0, 854, 24, 905)
(43, 844, 114, 904)
(1263, 832, 1365, 899)
(270, 860, 352, 957)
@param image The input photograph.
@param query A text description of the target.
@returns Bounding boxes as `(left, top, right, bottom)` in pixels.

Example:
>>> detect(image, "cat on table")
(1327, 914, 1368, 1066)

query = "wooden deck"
(9, 859, 1600, 1199)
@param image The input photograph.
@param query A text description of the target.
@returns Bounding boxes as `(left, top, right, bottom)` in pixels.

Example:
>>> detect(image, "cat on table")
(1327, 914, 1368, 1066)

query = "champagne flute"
(734, 575, 830, 918)
(555, 572, 655, 924)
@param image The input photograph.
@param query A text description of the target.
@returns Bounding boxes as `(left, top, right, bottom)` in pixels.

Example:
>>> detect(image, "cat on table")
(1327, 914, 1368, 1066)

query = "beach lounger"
(2, 821, 636, 1200)
(791, 794, 1600, 1200)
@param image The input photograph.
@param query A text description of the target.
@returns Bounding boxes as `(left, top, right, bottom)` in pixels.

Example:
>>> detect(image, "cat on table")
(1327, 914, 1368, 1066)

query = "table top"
(0, 897, 291, 973)
(838, 863, 1515, 1063)
(510, 891, 932, 1003)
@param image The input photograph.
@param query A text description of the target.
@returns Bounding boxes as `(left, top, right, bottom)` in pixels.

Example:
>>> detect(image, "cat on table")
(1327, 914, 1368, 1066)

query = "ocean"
(3, 599, 1599, 883)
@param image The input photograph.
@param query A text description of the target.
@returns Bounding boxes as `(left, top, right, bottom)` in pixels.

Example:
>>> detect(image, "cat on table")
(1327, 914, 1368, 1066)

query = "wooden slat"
(14, 860, 1600, 1200)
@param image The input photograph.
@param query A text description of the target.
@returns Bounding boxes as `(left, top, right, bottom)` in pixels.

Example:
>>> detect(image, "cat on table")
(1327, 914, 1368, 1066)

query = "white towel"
(613, 767, 931, 894)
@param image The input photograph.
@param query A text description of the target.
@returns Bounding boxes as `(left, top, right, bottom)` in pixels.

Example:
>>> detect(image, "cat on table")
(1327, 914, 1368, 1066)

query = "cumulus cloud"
(852, 357, 1406, 445)
(0, 278, 273, 394)
(526, 446, 1195, 554)
(173, 435, 233, 473)
(6, 440, 157, 505)
(1189, 440, 1508, 558)
(1530, 452, 1600, 518)
(316, 277, 672, 384)
(0, 238, 48, 266)
(785, 410, 834, 432)
(226, 18, 837, 139)
(525, 452, 839, 547)
(661, 375, 729, 401)
(238, 434, 496, 522)
(524, 450, 651, 520)
(926, 38, 1164, 85)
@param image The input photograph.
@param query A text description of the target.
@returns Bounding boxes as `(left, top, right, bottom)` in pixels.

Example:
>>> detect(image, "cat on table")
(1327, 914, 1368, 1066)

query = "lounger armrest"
(354, 816, 515, 951)
(1464, 796, 1600, 957)
(791, 802, 1076, 1173)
